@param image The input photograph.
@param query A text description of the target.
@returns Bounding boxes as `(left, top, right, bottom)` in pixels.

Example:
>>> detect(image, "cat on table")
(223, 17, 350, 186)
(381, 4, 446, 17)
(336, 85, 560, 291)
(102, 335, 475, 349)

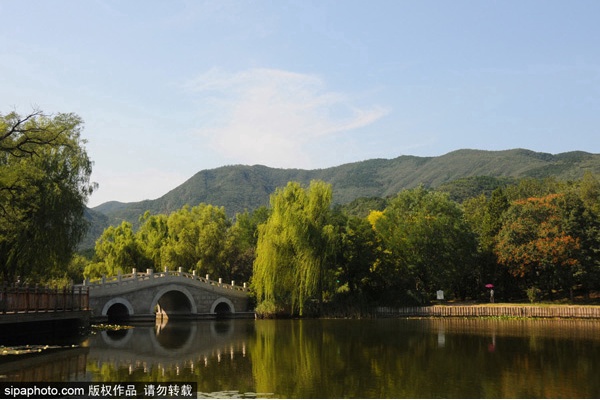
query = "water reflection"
(2, 318, 599, 398)
(246, 319, 600, 398)
(0, 346, 89, 382)
(88, 320, 248, 372)
(86, 319, 255, 394)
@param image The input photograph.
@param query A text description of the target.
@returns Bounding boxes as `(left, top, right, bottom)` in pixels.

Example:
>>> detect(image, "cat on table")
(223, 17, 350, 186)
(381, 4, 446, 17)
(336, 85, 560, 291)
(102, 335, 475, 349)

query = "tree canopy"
(252, 181, 334, 316)
(0, 110, 95, 284)
(370, 187, 479, 303)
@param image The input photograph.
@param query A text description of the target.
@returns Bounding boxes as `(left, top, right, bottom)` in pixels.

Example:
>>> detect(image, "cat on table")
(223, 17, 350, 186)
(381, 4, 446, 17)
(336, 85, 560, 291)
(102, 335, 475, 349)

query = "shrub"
(526, 287, 542, 303)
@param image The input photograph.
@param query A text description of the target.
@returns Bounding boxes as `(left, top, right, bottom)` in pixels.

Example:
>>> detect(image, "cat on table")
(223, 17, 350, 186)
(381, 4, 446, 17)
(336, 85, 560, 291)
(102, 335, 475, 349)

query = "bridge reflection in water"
(85, 320, 249, 382)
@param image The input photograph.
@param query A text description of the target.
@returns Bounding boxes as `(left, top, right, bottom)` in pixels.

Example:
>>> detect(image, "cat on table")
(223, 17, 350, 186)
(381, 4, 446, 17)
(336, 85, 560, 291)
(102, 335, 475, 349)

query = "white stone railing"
(82, 268, 250, 292)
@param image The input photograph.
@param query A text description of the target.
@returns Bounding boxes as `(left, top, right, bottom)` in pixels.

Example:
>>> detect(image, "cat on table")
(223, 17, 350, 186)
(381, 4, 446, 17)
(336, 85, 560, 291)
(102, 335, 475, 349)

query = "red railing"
(0, 286, 89, 314)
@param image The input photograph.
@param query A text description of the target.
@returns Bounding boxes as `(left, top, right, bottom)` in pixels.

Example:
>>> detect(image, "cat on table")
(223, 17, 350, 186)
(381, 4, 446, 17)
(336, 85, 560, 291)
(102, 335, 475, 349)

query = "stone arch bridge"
(79, 269, 252, 322)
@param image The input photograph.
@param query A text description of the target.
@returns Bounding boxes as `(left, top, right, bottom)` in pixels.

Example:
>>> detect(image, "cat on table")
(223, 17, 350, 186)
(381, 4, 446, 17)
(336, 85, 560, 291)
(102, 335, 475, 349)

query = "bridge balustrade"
(0, 286, 89, 314)
(83, 269, 250, 292)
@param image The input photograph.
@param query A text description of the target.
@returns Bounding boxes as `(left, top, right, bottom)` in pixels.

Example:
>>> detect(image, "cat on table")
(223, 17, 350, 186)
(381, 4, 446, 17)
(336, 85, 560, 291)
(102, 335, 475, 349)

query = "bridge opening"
(105, 328, 129, 340)
(155, 322, 194, 350)
(106, 303, 130, 323)
(156, 290, 193, 320)
(214, 301, 232, 318)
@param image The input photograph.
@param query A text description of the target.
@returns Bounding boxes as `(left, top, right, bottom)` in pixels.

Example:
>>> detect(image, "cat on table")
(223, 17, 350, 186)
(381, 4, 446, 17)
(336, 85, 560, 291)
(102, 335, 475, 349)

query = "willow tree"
(160, 203, 231, 278)
(137, 211, 169, 270)
(253, 180, 333, 316)
(84, 221, 148, 279)
(0, 110, 95, 284)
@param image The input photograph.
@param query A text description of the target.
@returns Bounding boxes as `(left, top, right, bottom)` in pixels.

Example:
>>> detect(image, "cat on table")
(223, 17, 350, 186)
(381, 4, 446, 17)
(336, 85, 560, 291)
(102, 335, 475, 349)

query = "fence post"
(25, 286, 30, 313)
(34, 285, 39, 312)
(1, 286, 6, 314)
(63, 287, 67, 312)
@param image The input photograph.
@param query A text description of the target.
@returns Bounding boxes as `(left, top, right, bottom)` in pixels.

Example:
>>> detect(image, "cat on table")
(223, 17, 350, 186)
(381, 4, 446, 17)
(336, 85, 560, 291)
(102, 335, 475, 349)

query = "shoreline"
(374, 304, 600, 319)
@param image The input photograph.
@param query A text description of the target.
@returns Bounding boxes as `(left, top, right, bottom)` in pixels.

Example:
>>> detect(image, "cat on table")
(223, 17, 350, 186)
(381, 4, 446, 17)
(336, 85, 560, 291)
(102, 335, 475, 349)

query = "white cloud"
(184, 68, 389, 168)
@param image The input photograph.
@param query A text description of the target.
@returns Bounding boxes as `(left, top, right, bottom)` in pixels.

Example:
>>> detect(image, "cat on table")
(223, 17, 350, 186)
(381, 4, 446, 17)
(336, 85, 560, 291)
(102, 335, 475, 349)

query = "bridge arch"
(149, 284, 198, 318)
(100, 328, 134, 347)
(150, 322, 198, 356)
(210, 297, 235, 316)
(102, 297, 134, 322)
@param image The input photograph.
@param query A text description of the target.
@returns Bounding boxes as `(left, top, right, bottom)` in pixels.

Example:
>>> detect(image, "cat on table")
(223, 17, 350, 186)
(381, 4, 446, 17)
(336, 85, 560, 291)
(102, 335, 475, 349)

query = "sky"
(1, 0, 599, 207)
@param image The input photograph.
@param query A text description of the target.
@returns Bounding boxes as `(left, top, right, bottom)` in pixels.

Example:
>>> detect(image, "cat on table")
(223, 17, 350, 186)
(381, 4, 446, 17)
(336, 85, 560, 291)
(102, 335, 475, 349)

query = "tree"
(558, 186, 600, 298)
(0, 110, 95, 284)
(503, 177, 566, 203)
(253, 181, 334, 316)
(137, 211, 169, 270)
(337, 216, 377, 294)
(495, 194, 581, 297)
(161, 206, 200, 271)
(372, 187, 478, 303)
(84, 221, 149, 278)
(578, 172, 600, 215)
(161, 203, 231, 278)
(225, 207, 270, 284)
(463, 188, 512, 298)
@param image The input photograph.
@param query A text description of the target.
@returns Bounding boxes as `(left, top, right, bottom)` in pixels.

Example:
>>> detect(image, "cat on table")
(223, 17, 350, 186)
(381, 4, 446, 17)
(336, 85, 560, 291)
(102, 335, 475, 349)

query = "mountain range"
(81, 148, 600, 250)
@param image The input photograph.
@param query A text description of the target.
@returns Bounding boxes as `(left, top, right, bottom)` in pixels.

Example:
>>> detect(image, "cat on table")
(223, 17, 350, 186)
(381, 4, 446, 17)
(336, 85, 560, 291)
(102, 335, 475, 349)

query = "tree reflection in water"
(80, 318, 600, 398)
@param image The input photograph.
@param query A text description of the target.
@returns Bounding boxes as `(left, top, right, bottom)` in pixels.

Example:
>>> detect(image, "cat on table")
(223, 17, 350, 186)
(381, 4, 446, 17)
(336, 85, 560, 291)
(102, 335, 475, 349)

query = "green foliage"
(137, 211, 169, 269)
(254, 299, 284, 318)
(340, 196, 388, 218)
(226, 207, 270, 283)
(84, 221, 148, 279)
(88, 203, 260, 284)
(253, 181, 334, 316)
(336, 216, 378, 295)
(437, 176, 515, 203)
(83, 172, 600, 308)
(578, 171, 600, 215)
(526, 287, 542, 303)
(0, 110, 95, 284)
(161, 203, 231, 277)
(372, 187, 479, 303)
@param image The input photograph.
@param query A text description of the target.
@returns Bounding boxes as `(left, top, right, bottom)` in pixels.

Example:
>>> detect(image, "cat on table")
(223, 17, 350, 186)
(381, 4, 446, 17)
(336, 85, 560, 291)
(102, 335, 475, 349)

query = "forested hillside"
(85, 175, 600, 312)
(82, 148, 600, 249)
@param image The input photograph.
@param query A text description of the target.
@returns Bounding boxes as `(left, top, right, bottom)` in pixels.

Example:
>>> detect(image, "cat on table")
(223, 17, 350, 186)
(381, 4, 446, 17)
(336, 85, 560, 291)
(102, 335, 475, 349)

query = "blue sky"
(1, 0, 599, 207)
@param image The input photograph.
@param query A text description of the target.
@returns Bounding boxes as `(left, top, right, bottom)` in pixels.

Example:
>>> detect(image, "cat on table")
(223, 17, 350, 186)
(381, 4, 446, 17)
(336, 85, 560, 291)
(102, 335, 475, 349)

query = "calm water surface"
(1, 318, 599, 398)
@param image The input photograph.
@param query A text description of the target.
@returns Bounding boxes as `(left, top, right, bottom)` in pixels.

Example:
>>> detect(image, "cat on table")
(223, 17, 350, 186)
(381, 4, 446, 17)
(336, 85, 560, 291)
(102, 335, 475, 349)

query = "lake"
(1, 318, 599, 398)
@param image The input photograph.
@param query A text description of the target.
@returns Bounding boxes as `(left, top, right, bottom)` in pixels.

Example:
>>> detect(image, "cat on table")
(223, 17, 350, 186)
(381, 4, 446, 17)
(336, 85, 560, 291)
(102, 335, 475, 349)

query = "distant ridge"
(81, 148, 600, 249)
